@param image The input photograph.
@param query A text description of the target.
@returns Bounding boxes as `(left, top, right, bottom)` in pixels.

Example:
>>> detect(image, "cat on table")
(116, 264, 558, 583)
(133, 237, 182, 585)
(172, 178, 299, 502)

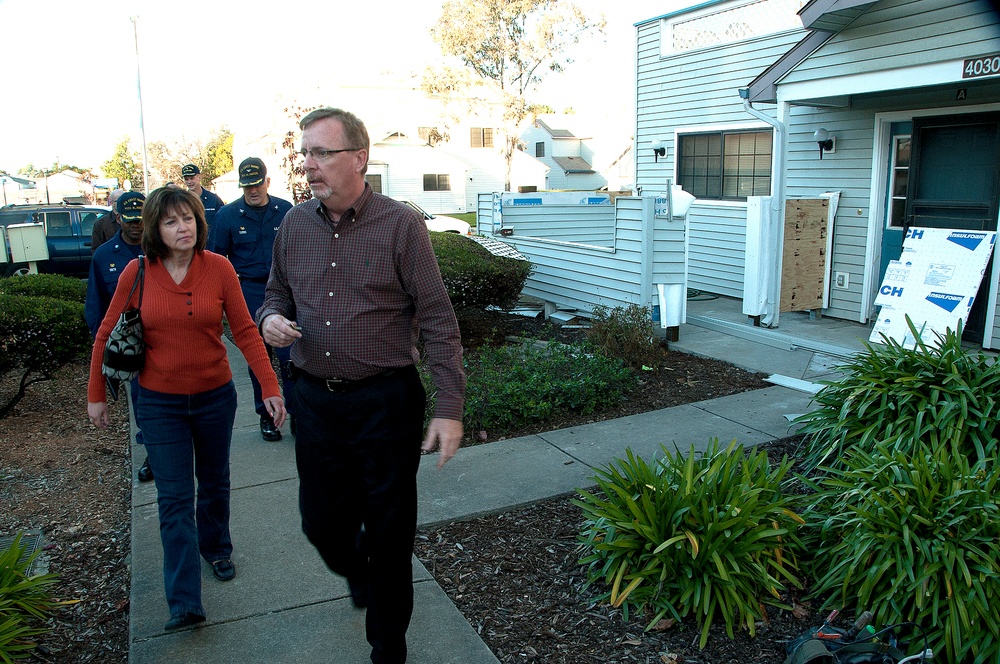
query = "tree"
(426, 0, 604, 190)
(280, 104, 320, 203)
(102, 138, 143, 190)
(203, 129, 233, 184)
(146, 128, 233, 190)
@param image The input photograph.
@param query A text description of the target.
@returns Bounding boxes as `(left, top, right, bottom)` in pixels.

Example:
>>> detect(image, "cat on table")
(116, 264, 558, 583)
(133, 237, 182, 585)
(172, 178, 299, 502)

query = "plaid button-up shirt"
(258, 184, 465, 420)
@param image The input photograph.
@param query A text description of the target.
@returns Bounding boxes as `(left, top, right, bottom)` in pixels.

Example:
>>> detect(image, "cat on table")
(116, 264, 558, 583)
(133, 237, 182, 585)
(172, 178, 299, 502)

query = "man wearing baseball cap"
(181, 164, 224, 227)
(208, 158, 294, 441)
(85, 190, 153, 482)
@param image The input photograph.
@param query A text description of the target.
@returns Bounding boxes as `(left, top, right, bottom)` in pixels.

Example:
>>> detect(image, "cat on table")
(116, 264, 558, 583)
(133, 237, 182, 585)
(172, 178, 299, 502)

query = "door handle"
(901, 214, 914, 251)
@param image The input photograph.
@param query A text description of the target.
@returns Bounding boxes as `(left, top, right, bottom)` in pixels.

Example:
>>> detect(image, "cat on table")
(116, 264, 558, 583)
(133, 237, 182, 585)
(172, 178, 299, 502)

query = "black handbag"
(102, 256, 146, 382)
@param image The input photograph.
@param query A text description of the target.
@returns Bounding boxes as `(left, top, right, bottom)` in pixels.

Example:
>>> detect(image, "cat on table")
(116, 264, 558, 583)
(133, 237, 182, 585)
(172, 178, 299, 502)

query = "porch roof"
(743, 0, 877, 103)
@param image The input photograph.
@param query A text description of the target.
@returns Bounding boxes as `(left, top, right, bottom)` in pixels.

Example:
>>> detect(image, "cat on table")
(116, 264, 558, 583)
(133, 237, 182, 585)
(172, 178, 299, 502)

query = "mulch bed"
(413, 435, 821, 664)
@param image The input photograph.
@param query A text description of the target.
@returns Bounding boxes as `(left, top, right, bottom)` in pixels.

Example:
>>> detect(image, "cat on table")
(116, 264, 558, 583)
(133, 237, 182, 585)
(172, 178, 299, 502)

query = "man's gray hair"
(300, 107, 370, 153)
(108, 188, 126, 212)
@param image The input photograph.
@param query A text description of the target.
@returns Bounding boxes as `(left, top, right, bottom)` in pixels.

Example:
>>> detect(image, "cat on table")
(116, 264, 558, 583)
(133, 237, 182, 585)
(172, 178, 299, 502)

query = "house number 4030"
(963, 54, 1000, 79)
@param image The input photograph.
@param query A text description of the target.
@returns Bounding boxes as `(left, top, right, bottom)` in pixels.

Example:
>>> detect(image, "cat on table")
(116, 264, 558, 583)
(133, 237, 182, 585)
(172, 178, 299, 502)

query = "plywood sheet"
(780, 199, 828, 312)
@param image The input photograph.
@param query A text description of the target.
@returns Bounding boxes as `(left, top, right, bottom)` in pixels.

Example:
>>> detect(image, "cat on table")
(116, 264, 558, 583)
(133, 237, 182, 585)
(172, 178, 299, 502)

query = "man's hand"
(88, 402, 110, 429)
(263, 396, 287, 428)
(261, 314, 303, 348)
(422, 417, 463, 469)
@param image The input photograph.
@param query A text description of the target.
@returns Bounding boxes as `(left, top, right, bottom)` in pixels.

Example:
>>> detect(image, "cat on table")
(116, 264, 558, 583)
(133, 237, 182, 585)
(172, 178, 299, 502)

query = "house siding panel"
(476, 195, 685, 314)
(636, 20, 805, 300)
(781, 0, 1000, 84)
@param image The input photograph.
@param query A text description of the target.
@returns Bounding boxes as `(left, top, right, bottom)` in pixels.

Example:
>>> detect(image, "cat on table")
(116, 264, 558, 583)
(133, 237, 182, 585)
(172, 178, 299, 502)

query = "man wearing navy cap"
(208, 158, 294, 441)
(85, 190, 153, 482)
(181, 164, 224, 227)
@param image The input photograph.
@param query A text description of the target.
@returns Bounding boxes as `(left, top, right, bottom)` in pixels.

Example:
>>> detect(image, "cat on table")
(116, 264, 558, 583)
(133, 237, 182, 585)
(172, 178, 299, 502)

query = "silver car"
(399, 200, 472, 235)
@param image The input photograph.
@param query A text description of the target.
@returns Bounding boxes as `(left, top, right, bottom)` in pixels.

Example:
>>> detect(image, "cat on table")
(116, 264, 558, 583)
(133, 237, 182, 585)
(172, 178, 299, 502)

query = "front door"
(881, 112, 1000, 340)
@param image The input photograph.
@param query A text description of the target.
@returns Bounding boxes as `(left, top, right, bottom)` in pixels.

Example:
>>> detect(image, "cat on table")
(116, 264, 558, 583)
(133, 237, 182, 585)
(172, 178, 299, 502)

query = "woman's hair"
(141, 186, 208, 260)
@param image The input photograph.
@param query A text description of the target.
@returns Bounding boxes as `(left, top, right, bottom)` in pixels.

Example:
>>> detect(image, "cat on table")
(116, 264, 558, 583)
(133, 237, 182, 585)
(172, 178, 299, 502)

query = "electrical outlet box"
(834, 271, 850, 290)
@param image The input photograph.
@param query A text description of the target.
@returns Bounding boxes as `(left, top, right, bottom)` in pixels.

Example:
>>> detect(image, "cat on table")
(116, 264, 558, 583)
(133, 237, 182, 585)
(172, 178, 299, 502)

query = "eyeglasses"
(298, 147, 361, 161)
(120, 219, 143, 225)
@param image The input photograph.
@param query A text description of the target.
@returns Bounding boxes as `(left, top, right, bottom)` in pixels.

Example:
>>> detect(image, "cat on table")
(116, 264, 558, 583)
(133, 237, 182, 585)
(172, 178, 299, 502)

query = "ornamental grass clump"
(800, 441, 1000, 664)
(0, 534, 61, 662)
(793, 319, 1000, 472)
(575, 440, 804, 648)
(587, 303, 662, 369)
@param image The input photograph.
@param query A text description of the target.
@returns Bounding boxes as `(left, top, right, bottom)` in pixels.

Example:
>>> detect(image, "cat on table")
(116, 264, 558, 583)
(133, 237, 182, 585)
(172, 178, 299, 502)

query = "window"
(43, 211, 72, 237)
(365, 174, 383, 194)
(535, 142, 545, 158)
(677, 130, 772, 200)
(423, 174, 451, 191)
(79, 211, 108, 235)
(470, 127, 494, 148)
(887, 135, 911, 228)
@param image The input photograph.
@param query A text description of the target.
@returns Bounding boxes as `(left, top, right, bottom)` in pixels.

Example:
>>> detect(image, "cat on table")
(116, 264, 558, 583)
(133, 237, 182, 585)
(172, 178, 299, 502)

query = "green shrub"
(587, 304, 662, 369)
(0, 294, 91, 418)
(0, 534, 60, 662)
(575, 440, 804, 647)
(800, 441, 1000, 664)
(0, 274, 86, 304)
(793, 320, 1000, 471)
(461, 340, 635, 433)
(431, 233, 531, 311)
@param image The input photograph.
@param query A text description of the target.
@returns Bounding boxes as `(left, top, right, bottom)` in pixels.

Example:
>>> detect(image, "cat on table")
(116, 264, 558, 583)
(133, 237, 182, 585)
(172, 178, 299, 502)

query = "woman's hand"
(263, 396, 287, 428)
(88, 402, 110, 429)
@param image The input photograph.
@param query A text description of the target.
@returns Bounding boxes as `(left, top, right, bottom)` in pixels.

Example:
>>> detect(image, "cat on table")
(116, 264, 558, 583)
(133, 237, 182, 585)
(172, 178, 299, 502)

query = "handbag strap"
(123, 255, 145, 312)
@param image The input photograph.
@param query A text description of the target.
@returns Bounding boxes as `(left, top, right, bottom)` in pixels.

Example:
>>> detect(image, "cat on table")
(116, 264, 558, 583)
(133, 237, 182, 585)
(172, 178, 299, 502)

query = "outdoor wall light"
(813, 128, 836, 159)
(651, 139, 666, 162)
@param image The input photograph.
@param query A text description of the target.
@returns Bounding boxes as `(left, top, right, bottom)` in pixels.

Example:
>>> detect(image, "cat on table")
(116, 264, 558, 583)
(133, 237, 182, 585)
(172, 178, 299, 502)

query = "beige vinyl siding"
(781, 0, 1000, 84)
(636, 19, 805, 299)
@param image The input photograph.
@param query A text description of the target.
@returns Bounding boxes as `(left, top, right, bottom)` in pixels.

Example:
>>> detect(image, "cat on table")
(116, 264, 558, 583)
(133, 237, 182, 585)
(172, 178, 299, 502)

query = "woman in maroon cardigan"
(87, 187, 286, 631)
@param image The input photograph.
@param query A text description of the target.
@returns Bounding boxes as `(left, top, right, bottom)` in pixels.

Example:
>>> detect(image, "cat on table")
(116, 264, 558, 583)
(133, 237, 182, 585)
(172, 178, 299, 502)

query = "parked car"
(398, 200, 473, 235)
(0, 203, 111, 277)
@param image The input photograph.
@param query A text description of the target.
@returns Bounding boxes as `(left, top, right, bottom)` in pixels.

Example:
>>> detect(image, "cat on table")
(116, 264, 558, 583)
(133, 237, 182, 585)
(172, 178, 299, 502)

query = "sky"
(0, 0, 682, 174)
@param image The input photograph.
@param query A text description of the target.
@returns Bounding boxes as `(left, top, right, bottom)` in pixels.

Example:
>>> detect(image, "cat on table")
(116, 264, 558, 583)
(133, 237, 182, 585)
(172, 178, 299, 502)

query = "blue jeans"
(241, 280, 294, 416)
(136, 381, 237, 619)
(127, 377, 144, 446)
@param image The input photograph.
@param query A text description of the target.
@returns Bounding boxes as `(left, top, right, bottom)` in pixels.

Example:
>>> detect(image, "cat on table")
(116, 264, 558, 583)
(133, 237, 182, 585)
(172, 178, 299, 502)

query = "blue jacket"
(208, 195, 292, 282)
(200, 188, 225, 227)
(84, 230, 143, 337)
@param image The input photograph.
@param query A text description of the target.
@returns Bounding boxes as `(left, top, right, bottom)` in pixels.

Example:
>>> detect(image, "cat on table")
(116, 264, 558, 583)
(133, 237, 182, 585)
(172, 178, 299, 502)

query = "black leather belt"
(294, 366, 401, 392)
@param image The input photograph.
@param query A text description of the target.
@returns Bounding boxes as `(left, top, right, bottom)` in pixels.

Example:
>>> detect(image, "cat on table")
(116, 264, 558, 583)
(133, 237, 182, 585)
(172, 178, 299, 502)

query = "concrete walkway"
(126, 314, 848, 663)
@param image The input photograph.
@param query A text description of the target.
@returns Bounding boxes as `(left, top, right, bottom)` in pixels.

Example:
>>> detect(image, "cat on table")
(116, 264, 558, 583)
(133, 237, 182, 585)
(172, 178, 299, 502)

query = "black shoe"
(211, 559, 235, 581)
(138, 457, 153, 482)
(164, 612, 205, 631)
(260, 414, 281, 441)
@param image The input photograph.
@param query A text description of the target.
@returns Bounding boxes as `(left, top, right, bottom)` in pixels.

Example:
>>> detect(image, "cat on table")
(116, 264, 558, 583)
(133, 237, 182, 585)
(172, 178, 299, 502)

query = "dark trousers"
(241, 280, 293, 416)
(293, 366, 425, 664)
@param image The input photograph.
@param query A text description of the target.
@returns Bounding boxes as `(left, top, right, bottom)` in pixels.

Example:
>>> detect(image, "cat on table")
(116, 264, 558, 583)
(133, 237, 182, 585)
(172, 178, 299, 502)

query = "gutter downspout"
(740, 89, 786, 328)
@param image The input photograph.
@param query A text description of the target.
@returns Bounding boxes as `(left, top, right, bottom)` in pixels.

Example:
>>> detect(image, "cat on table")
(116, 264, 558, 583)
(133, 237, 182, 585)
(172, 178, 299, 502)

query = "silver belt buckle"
(324, 377, 347, 390)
